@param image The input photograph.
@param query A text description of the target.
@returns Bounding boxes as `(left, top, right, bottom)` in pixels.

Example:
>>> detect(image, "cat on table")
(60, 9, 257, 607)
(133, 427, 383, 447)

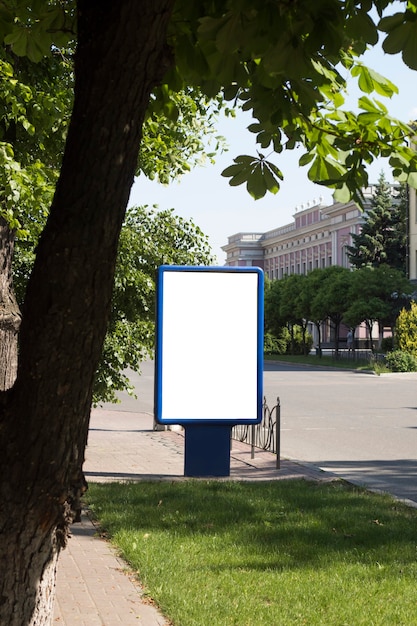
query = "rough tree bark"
(0, 217, 21, 391)
(0, 1, 174, 624)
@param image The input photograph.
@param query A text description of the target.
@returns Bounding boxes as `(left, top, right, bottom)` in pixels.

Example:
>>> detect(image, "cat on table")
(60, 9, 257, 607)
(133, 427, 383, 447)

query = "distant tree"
(392, 183, 408, 271)
(264, 278, 285, 338)
(374, 265, 414, 336)
(345, 265, 412, 349)
(347, 172, 406, 272)
(344, 268, 390, 350)
(264, 279, 294, 354)
(311, 266, 352, 353)
(280, 274, 311, 355)
(304, 269, 329, 356)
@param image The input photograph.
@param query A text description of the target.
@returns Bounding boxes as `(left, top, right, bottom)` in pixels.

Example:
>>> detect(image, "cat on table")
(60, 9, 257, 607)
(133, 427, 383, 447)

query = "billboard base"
(184, 425, 231, 477)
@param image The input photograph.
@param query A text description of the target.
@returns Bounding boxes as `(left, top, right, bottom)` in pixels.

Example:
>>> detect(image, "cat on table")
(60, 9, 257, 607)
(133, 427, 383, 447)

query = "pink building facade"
(221, 190, 387, 348)
(222, 198, 363, 275)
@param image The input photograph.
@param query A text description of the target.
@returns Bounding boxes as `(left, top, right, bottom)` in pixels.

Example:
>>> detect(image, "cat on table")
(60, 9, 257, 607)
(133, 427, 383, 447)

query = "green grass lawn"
(265, 353, 392, 373)
(265, 353, 372, 369)
(87, 480, 417, 626)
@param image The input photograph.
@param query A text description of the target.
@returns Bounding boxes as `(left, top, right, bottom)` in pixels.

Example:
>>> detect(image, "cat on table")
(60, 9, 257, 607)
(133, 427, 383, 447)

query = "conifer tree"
(347, 172, 406, 273)
(396, 301, 417, 356)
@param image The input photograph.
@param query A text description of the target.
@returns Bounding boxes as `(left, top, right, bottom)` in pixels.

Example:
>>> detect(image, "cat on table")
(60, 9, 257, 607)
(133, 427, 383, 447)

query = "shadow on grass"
(87, 479, 417, 572)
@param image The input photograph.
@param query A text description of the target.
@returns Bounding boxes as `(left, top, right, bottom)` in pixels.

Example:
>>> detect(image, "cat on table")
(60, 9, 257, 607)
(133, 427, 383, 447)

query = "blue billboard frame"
(154, 265, 264, 427)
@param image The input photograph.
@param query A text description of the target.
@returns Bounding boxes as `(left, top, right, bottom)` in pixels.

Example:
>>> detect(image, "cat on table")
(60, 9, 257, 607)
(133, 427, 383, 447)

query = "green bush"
(395, 302, 417, 356)
(264, 326, 313, 356)
(380, 336, 394, 353)
(286, 325, 314, 355)
(264, 332, 287, 355)
(385, 350, 417, 372)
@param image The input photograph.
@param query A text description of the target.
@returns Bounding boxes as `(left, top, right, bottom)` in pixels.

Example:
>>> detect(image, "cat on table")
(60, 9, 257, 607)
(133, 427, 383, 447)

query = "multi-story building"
(222, 185, 413, 348)
(224, 188, 380, 275)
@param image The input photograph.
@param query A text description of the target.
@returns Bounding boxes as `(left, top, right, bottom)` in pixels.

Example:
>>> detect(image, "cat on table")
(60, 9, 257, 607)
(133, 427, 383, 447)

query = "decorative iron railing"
(232, 397, 280, 469)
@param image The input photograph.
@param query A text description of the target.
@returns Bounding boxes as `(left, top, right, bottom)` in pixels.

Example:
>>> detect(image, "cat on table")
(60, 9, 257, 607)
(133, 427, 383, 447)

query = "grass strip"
(265, 353, 373, 368)
(87, 479, 417, 626)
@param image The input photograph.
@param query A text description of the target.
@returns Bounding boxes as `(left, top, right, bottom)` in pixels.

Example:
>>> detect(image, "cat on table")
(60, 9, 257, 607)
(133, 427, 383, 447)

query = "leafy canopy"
(0, 3, 227, 238)
(94, 205, 214, 404)
(168, 0, 417, 204)
(1, 1, 417, 210)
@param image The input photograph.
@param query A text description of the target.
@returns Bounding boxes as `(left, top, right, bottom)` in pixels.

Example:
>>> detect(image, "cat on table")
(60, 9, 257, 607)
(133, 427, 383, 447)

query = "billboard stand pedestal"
(184, 425, 231, 477)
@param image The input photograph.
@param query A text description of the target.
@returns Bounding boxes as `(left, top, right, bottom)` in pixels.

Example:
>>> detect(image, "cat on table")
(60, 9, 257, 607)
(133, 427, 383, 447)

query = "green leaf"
(223, 83, 239, 101)
(357, 111, 382, 125)
(215, 13, 242, 54)
(299, 152, 315, 167)
(5, 28, 30, 58)
(357, 96, 382, 113)
(379, 13, 407, 33)
(221, 155, 257, 182)
(266, 161, 283, 179)
(307, 155, 345, 183)
(257, 130, 272, 149)
(229, 167, 252, 187)
(262, 164, 281, 194)
(366, 68, 398, 97)
(246, 164, 267, 199)
(358, 96, 388, 115)
(402, 25, 417, 70)
(407, 171, 417, 188)
(333, 184, 351, 203)
(345, 12, 378, 46)
(233, 155, 258, 166)
(382, 25, 408, 55)
(381, 17, 417, 69)
(221, 163, 244, 178)
(357, 66, 374, 94)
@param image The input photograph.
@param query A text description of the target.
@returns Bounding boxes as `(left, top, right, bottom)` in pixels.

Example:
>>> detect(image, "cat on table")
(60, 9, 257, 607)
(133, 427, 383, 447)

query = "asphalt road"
(104, 360, 417, 504)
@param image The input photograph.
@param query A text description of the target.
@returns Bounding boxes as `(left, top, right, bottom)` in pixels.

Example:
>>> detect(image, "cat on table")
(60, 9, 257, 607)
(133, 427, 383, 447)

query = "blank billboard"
(154, 266, 264, 424)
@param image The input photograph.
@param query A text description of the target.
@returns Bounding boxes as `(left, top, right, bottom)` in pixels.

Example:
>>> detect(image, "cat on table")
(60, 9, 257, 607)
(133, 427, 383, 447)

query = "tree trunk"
(0, 217, 21, 390)
(366, 320, 374, 352)
(314, 321, 322, 356)
(378, 321, 384, 350)
(301, 320, 308, 355)
(0, 1, 174, 624)
(333, 319, 341, 354)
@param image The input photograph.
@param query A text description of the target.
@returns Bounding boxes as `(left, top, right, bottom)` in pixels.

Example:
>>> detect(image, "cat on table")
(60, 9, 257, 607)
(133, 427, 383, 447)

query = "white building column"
(331, 230, 337, 266)
(409, 185, 417, 282)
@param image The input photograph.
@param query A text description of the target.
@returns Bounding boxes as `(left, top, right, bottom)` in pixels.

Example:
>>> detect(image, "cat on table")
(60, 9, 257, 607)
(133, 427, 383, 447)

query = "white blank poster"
(155, 267, 263, 423)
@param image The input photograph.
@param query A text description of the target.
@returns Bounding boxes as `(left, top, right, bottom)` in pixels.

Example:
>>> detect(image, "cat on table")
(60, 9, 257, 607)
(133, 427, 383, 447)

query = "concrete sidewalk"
(53, 408, 333, 625)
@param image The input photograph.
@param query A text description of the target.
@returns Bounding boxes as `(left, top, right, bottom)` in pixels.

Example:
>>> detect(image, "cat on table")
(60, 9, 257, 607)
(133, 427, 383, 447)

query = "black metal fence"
(330, 349, 374, 362)
(232, 397, 281, 468)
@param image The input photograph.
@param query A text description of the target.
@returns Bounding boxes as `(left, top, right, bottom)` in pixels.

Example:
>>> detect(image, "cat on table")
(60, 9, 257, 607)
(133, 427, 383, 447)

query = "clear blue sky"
(128, 44, 417, 264)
